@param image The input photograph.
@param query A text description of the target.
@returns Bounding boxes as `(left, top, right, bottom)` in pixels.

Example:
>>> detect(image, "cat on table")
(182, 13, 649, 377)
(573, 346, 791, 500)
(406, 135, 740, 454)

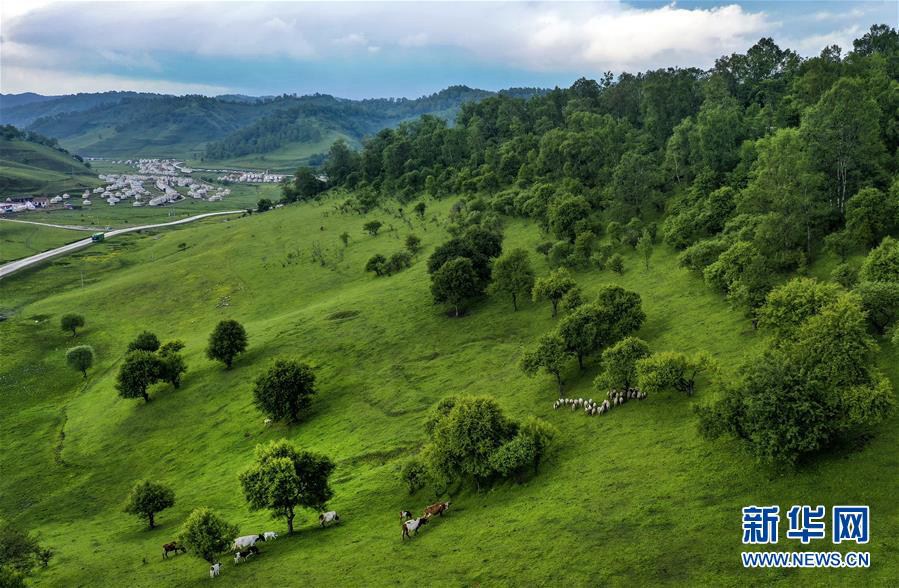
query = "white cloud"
(0, 64, 231, 95)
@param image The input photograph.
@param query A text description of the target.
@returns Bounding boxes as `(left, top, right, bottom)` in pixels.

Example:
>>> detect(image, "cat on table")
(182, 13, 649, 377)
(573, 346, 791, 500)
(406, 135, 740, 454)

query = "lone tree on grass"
(520, 333, 572, 395)
(636, 229, 654, 270)
(489, 248, 535, 311)
(206, 320, 248, 369)
(405, 234, 422, 255)
(363, 220, 383, 236)
(239, 440, 334, 534)
(254, 359, 317, 423)
(127, 331, 160, 353)
(257, 198, 272, 213)
(65, 345, 94, 378)
(365, 254, 388, 276)
(413, 202, 426, 219)
(116, 351, 163, 402)
(594, 337, 650, 391)
(124, 480, 175, 529)
(431, 256, 479, 317)
(178, 507, 238, 564)
(532, 268, 577, 317)
(60, 313, 84, 337)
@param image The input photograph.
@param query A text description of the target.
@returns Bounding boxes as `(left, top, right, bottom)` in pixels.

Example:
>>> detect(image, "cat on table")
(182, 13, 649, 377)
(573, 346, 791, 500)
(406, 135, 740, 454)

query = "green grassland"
(1, 196, 896, 587)
(0, 139, 100, 197)
(0, 222, 87, 263)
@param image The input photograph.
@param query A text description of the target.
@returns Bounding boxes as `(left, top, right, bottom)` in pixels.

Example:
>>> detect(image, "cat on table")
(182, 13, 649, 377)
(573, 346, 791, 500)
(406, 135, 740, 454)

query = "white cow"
(319, 511, 340, 527)
(232, 534, 264, 551)
(263, 531, 278, 541)
(209, 562, 221, 578)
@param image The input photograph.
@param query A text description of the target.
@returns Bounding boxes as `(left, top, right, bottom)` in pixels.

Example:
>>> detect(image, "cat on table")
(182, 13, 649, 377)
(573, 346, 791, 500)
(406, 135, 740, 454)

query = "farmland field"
(2, 194, 896, 587)
(0, 221, 87, 263)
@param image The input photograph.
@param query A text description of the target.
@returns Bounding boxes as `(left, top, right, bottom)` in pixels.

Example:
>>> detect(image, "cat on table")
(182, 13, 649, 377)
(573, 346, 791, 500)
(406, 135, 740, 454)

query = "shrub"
(607, 253, 624, 274)
(128, 331, 160, 353)
(401, 458, 428, 494)
(363, 220, 383, 236)
(60, 313, 84, 337)
(178, 508, 238, 564)
(65, 345, 94, 378)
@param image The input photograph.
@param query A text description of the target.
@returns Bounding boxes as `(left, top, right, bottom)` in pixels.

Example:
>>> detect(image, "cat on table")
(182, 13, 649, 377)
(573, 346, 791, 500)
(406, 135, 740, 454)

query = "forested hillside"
(0, 92, 150, 128)
(290, 24, 899, 466)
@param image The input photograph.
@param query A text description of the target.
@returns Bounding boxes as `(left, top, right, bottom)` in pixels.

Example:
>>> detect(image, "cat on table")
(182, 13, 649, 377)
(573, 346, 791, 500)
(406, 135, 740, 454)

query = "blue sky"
(1, 1, 895, 98)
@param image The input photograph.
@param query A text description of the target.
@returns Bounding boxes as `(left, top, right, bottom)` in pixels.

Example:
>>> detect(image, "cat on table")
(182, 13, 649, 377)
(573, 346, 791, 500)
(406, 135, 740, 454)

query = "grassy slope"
(0, 222, 87, 263)
(0, 139, 100, 196)
(0, 196, 896, 587)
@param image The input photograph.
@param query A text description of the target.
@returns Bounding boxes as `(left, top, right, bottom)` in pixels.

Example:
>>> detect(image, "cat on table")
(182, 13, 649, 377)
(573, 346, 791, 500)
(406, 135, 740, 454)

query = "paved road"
(0, 218, 98, 231)
(0, 210, 244, 280)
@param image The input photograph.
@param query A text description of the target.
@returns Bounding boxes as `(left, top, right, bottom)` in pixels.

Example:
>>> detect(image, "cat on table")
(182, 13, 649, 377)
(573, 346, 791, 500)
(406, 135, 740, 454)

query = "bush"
(128, 331, 160, 353)
(65, 345, 94, 378)
(608, 253, 624, 274)
(363, 220, 383, 236)
(178, 508, 238, 564)
(365, 254, 387, 276)
(60, 313, 84, 337)
(401, 458, 428, 494)
(387, 251, 413, 274)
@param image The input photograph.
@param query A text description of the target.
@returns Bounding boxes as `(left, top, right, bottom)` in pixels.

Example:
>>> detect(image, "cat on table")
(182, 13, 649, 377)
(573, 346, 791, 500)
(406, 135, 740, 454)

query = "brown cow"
(162, 542, 186, 559)
(422, 501, 451, 518)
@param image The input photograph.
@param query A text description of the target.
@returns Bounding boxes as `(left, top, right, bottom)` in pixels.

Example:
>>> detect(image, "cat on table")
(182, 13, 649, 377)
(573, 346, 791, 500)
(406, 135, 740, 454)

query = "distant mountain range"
(0, 86, 547, 170)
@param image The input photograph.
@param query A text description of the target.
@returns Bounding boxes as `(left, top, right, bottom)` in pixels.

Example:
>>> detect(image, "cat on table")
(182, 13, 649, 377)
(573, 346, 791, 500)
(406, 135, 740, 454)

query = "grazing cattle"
(400, 510, 413, 521)
(401, 517, 429, 540)
(209, 562, 221, 577)
(263, 531, 278, 541)
(263, 418, 273, 426)
(423, 501, 451, 518)
(319, 511, 340, 527)
(232, 534, 265, 551)
(234, 546, 259, 564)
(162, 542, 186, 559)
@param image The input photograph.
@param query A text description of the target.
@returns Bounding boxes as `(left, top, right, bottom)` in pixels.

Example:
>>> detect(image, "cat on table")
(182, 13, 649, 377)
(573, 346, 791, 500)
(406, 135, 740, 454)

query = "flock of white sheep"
(553, 388, 647, 416)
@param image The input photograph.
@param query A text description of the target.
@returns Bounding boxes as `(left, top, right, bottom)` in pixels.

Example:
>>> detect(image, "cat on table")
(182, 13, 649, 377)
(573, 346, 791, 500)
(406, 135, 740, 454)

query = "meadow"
(0, 222, 87, 264)
(1, 194, 896, 587)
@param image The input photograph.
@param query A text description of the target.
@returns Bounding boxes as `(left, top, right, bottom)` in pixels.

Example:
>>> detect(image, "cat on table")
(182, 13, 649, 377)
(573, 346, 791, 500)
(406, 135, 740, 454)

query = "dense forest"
(286, 24, 899, 466)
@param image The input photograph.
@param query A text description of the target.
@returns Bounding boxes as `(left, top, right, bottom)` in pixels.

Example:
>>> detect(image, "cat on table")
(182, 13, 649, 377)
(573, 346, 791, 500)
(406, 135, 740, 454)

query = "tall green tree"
(206, 320, 248, 369)
(253, 359, 317, 423)
(60, 313, 84, 337)
(430, 257, 480, 317)
(489, 248, 535, 311)
(127, 331, 160, 353)
(65, 345, 94, 378)
(532, 269, 577, 317)
(239, 440, 334, 534)
(124, 481, 175, 529)
(116, 351, 163, 402)
(520, 333, 572, 395)
(800, 77, 886, 215)
(594, 337, 650, 391)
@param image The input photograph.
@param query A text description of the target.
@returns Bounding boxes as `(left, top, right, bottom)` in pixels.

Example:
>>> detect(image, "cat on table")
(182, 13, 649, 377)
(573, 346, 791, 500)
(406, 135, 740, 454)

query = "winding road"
(0, 210, 244, 280)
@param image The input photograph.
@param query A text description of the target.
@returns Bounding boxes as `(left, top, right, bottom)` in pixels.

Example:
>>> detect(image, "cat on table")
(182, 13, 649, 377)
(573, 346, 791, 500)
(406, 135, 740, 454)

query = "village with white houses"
(0, 159, 288, 214)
